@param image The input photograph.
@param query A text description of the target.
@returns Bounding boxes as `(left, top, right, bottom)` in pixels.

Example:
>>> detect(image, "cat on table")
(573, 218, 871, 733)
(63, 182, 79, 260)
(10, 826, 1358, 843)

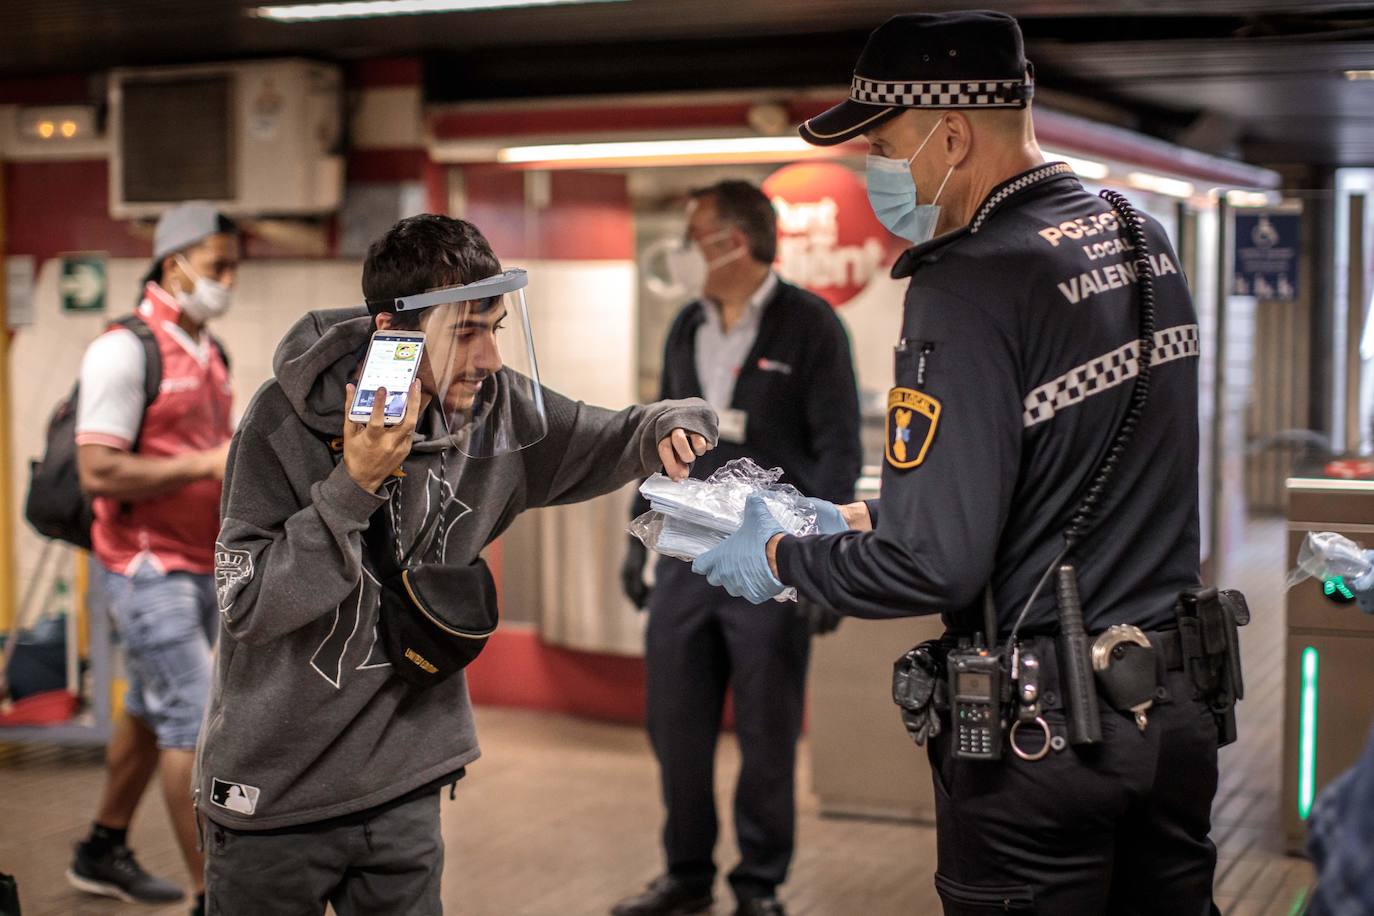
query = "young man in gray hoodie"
(196, 214, 717, 914)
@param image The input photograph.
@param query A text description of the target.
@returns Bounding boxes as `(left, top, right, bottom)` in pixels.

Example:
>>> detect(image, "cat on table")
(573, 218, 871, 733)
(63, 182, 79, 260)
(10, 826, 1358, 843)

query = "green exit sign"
(59, 255, 107, 313)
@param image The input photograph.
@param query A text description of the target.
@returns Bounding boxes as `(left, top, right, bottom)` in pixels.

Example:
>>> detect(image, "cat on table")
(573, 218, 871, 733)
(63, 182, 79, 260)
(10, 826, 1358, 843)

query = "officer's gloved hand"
(805, 497, 848, 536)
(621, 537, 652, 610)
(692, 493, 787, 604)
(797, 596, 844, 636)
(1354, 549, 1374, 616)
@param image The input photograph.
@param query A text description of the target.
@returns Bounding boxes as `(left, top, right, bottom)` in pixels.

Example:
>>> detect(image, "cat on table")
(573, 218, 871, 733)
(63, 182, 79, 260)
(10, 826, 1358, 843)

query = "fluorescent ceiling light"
(1127, 171, 1195, 199)
(498, 136, 815, 164)
(1224, 189, 1278, 208)
(1345, 69, 1374, 81)
(1041, 148, 1109, 180)
(251, 0, 627, 22)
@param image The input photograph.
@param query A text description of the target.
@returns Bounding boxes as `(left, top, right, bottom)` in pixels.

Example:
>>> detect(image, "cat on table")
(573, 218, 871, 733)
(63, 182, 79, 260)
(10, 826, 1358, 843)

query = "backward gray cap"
(153, 201, 233, 263)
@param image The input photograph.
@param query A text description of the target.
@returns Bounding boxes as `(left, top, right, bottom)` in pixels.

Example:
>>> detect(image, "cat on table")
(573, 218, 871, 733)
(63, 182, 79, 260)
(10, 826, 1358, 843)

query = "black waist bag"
(377, 562, 498, 689)
(363, 491, 499, 690)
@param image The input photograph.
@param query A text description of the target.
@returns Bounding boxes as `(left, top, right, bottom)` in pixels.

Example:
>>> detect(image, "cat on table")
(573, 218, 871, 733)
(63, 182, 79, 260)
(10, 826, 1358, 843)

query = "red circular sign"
(1325, 459, 1374, 480)
(764, 162, 901, 308)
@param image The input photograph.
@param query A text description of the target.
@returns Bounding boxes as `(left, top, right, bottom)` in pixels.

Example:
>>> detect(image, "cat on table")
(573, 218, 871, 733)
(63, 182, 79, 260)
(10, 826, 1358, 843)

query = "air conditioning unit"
(109, 59, 343, 219)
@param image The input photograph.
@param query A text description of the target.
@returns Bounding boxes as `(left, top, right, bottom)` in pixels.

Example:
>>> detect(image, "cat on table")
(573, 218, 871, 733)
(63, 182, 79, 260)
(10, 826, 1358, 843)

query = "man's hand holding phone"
(343, 380, 422, 493)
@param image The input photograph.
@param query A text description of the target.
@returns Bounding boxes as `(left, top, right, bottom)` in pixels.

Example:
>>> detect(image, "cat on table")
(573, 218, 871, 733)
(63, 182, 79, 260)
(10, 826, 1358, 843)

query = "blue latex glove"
(806, 497, 848, 535)
(1354, 549, 1374, 615)
(693, 493, 787, 604)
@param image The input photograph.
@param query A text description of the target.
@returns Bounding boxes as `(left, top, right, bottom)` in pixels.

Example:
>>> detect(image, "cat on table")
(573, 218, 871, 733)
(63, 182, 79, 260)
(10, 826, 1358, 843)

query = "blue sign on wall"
(1233, 212, 1300, 301)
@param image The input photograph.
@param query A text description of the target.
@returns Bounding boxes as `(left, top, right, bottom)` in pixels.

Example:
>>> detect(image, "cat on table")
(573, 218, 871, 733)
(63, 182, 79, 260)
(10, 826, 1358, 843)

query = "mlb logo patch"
(886, 387, 941, 470)
(210, 778, 261, 816)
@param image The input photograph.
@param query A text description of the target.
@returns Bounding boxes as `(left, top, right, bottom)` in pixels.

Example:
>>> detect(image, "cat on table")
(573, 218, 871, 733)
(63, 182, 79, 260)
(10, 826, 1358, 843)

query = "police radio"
(947, 638, 1005, 761)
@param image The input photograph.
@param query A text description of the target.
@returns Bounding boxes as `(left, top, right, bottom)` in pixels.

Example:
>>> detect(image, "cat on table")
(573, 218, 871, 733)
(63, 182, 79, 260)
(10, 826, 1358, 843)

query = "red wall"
(4, 160, 148, 263)
(461, 165, 634, 260)
(0, 74, 89, 105)
(466, 629, 648, 723)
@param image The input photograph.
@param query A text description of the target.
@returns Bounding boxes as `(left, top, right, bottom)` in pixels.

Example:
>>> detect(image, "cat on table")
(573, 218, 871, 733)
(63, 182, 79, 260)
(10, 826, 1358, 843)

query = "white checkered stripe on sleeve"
(850, 76, 1029, 108)
(1022, 324, 1199, 428)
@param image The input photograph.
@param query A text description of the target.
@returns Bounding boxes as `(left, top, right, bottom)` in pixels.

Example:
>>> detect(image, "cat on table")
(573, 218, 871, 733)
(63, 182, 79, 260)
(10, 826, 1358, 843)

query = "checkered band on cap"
(850, 74, 1032, 108)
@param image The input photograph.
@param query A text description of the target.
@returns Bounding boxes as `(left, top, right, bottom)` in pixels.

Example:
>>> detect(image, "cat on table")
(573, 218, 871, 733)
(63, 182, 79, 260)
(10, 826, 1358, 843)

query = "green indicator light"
(1298, 646, 1319, 820)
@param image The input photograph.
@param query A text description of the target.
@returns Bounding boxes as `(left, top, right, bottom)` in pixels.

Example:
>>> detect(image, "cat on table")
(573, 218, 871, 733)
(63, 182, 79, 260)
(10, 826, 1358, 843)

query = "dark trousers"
(645, 559, 811, 902)
(928, 665, 1220, 915)
(204, 790, 443, 916)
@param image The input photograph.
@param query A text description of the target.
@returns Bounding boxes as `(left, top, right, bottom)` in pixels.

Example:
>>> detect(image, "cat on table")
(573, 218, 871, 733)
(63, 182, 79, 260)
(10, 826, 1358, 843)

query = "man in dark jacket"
(616, 181, 862, 916)
(197, 214, 716, 915)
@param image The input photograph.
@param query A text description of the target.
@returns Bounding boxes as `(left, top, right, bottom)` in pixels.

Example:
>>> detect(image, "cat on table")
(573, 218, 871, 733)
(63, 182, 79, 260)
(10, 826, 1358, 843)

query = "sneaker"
(735, 897, 786, 916)
(611, 875, 713, 916)
(67, 841, 185, 904)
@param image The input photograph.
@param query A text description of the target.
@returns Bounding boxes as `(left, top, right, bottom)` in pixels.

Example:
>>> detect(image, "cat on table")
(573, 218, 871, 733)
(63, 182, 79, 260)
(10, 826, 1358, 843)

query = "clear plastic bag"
(1286, 531, 1373, 590)
(629, 458, 819, 602)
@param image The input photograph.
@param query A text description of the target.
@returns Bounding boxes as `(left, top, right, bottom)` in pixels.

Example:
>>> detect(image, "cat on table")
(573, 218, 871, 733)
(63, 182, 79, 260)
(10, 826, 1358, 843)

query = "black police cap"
(800, 10, 1034, 147)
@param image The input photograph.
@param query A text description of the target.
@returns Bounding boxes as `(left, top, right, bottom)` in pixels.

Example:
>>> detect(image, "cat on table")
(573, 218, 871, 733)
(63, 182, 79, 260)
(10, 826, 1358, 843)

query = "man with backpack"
(63, 202, 238, 914)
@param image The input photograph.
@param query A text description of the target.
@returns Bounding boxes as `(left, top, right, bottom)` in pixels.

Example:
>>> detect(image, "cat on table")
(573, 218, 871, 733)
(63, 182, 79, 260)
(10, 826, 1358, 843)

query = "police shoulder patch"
(886, 387, 941, 470)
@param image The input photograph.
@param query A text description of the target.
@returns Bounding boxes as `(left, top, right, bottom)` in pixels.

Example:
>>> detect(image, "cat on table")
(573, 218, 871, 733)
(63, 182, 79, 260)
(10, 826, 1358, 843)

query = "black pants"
(928, 665, 1220, 915)
(205, 789, 443, 916)
(645, 558, 810, 902)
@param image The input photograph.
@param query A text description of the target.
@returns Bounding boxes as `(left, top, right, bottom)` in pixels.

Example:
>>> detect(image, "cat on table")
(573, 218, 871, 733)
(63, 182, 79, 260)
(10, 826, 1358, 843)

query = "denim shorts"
(97, 562, 219, 749)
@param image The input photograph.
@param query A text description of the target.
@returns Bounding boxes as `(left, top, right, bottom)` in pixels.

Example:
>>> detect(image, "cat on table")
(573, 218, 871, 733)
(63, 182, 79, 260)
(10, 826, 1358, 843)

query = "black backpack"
(23, 316, 228, 550)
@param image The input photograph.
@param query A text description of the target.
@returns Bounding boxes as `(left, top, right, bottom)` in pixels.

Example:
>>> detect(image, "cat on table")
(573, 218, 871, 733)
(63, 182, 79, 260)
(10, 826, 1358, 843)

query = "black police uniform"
(642, 278, 862, 904)
(776, 165, 1217, 914)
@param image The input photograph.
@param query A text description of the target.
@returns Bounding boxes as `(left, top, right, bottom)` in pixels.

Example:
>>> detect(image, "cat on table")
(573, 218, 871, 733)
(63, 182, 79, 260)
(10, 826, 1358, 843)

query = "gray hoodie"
(195, 307, 716, 830)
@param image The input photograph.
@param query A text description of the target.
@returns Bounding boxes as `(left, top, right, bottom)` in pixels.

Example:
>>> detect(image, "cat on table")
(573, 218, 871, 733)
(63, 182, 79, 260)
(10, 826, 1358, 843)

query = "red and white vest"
(90, 283, 233, 575)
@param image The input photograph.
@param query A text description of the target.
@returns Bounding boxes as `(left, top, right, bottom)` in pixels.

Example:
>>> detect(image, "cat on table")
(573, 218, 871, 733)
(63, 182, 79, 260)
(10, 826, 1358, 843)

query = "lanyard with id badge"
(716, 356, 793, 444)
(718, 408, 748, 444)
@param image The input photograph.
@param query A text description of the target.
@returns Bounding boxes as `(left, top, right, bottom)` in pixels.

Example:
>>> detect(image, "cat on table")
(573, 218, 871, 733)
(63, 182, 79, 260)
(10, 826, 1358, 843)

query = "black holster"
(1174, 587, 1250, 747)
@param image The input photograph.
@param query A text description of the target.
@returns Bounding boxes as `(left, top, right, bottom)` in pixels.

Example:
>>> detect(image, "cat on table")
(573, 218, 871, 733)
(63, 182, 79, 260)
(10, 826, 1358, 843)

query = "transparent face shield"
(387, 268, 547, 458)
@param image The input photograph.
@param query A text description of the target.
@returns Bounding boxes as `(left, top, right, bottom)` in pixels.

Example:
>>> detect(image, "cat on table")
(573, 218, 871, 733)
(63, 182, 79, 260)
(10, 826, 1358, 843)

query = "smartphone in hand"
(349, 330, 425, 426)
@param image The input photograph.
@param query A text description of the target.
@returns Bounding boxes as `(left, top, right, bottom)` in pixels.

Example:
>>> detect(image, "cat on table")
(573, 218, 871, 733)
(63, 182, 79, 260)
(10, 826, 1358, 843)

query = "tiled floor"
(0, 518, 1313, 915)
(0, 711, 936, 916)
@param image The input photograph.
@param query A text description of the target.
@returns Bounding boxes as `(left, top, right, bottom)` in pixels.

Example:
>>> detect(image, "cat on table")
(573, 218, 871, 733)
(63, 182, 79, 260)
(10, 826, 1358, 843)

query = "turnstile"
(1282, 474, 1374, 853)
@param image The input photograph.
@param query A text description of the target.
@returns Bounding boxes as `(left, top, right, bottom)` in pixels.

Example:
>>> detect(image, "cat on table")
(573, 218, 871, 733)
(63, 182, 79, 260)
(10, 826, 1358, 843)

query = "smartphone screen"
(351, 333, 424, 423)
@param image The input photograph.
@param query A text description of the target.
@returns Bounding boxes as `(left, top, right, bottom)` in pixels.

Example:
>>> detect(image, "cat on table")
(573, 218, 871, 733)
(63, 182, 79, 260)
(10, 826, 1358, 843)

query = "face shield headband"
(367, 268, 547, 458)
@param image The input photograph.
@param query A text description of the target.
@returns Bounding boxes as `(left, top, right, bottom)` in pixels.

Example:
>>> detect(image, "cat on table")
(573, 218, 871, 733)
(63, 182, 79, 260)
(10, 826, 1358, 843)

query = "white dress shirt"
(693, 271, 778, 412)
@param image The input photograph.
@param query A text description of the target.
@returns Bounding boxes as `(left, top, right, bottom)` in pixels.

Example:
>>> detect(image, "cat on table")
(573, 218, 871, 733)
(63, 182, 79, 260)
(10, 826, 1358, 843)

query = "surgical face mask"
(173, 255, 233, 323)
(866, 120, 956, 245)
(664, 229, 746, 298)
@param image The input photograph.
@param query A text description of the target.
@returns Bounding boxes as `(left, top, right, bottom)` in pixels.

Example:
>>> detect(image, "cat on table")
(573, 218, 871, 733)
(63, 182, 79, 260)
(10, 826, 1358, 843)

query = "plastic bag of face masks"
(1286, 531, 1373, 590)
(630, 458, 819, 602)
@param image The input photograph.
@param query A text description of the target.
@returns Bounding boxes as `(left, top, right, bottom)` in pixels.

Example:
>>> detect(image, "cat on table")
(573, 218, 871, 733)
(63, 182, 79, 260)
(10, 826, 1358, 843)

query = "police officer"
(693, 11, 1223, 914)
